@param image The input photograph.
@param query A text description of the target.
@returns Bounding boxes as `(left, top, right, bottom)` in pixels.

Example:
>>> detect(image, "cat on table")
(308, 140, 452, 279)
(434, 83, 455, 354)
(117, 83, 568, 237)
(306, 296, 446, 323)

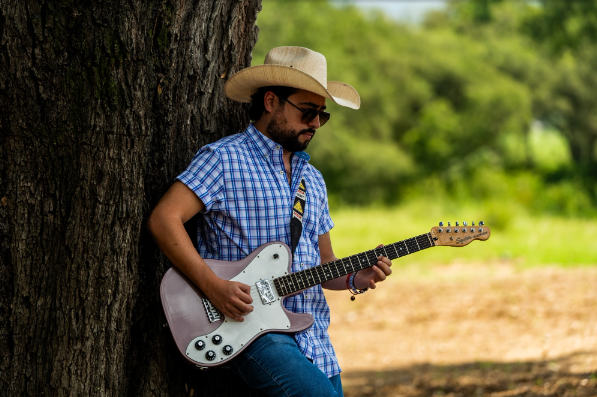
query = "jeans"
(228, 333, 343, 397)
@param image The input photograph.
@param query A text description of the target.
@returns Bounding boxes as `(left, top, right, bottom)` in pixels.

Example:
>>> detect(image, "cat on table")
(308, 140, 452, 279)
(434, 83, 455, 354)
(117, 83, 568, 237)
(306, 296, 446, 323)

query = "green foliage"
(522, 0, 597, 53)
(330, 203, 597, 267)
(254, 0, 597, 216)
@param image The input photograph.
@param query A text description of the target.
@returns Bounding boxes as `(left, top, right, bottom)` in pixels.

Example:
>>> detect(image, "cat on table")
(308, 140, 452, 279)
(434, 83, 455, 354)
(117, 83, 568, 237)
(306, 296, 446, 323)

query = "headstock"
(430, 221, 490, 247)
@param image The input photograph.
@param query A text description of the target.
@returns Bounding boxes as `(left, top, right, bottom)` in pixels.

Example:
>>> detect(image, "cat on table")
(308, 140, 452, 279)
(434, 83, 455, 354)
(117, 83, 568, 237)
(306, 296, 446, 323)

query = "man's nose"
(307, 114, 321, 129)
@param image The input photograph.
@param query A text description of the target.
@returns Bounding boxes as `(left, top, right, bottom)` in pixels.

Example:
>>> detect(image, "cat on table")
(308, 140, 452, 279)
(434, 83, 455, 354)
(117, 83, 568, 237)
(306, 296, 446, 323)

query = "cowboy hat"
(224, 46, 360, 109)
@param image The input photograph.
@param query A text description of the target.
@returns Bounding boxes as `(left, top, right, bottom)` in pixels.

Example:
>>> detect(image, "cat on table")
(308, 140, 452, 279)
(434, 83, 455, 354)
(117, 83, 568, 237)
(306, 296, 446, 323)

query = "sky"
(336, 0, 448, 23)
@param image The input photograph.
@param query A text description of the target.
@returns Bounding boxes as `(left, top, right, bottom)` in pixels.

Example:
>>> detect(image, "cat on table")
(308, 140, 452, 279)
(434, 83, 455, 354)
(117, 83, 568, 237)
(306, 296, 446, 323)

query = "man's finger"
(377, 262, 392, 276)
(225, 308, 245, 322)
(235, 282, 254, 304)
(371, 265, 387, 281)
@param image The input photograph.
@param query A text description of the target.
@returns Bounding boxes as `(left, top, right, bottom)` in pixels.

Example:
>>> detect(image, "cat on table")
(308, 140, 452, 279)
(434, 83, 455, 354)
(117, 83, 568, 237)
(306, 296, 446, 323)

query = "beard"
(266, 107, 316, 152)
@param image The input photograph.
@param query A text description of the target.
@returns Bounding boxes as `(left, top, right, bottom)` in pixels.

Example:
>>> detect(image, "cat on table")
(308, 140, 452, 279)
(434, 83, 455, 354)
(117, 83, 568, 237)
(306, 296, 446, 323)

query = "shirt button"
(279, 170, 284, 175)
(276, 145, 280, 150)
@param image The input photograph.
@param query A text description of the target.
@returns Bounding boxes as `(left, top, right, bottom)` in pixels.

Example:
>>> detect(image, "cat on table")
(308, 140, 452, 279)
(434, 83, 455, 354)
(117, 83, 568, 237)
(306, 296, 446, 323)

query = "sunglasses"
(284, 99, 331, 127)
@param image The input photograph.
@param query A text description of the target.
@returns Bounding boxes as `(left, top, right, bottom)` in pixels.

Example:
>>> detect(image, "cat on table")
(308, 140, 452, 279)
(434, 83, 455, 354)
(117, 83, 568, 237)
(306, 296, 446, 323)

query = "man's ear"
(263, 91, 277, 114)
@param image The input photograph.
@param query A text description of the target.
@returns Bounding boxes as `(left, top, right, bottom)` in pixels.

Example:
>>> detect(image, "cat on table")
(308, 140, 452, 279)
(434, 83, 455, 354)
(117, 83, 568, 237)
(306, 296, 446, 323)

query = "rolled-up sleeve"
(177, 147, 224, 213)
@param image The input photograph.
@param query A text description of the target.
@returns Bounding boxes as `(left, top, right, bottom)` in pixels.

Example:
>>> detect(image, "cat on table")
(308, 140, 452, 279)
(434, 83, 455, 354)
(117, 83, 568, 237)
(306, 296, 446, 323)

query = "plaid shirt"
(177, 124, 341, 377)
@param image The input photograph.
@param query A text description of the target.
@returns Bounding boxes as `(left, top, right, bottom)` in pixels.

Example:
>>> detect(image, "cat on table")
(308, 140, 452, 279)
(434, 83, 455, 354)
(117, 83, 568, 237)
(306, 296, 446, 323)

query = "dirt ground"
(326, 263, 597, 397)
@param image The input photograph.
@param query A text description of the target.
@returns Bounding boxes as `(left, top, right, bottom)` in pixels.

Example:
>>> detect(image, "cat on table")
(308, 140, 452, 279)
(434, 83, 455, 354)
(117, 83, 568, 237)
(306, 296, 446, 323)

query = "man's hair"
(249, 86, 299, 121)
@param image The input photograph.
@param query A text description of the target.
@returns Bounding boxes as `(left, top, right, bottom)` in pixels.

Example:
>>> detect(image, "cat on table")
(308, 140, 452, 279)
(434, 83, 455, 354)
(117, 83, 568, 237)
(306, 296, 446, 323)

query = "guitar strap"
(290, 178, 307, 258)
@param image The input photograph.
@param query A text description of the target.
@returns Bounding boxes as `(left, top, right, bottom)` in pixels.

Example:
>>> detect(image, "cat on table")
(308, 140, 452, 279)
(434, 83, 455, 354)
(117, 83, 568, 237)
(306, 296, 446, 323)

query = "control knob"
(223, 345, 234, 355)
(212, 335, 223, 345)
(195, 340, 206, 350)
(205, 350, 216, 361)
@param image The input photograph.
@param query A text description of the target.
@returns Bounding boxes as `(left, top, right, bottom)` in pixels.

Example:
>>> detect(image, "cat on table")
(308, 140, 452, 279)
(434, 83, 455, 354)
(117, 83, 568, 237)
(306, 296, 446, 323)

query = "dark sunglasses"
(284, 99, 331, 127)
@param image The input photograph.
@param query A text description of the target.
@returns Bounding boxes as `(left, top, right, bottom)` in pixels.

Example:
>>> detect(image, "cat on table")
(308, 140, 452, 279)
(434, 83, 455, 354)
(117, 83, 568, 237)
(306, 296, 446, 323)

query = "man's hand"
(206, 279, 254, 322)
(353, 244, 393, 290)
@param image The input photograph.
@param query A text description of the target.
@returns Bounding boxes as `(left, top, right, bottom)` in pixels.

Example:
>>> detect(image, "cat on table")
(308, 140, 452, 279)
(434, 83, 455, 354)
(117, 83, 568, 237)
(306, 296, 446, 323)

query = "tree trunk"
(0, 1, 266, 395)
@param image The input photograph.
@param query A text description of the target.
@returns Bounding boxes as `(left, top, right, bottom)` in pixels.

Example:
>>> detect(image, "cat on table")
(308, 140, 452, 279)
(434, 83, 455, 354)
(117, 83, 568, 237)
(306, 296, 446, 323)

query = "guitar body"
(160, 241, 314, 367)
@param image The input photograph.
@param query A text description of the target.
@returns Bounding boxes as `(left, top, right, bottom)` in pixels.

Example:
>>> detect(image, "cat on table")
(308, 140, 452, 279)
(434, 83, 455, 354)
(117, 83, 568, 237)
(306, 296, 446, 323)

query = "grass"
(328, 200, 597, 267)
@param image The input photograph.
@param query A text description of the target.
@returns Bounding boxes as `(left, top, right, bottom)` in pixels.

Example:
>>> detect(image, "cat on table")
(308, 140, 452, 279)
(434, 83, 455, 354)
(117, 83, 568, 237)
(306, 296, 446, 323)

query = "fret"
(305, 269, 317, 288)
(416, 234, 432, 250)
(280, 275, 289, 295)
(304, 268, 315, 288)
(320, 263, 330, 282)
(317, 266, 326, 284)
(275, 276, 283, 294)
(273, 278, 282, 296)
(284, 276, 293, 295)
(357, 252, 369, 270)
(405, 237, 419, 254)
(315, 267, 323, 285)
(341, 257, 352, 274)
(314, 266, 324, 284)
(334, 260, 343, 278)
(329, 262, 338, 280)
(299, 271, 309, 290)
(292, 271, 304, 291)
(304, 270, 313, 288)
(384, 244, 398, 260)
(340, 258, 352, 275)
(280, 278, 288, 296)
(287, 275, 294, 294)
(349, 255, 361, 272)
(290, 273, 300, 293)
(333, 259, 342, 276)
(394, 240, 408, 257)
(426, 233, 435, 247)
(374, 246, 385, 258)
(365, 250, 377, 265)
(428, 233, 435, 246)
(326, 266, 334, 283)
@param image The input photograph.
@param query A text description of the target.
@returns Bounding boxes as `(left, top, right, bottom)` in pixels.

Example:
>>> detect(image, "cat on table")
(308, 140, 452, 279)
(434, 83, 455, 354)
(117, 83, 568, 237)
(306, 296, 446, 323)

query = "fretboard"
(273, 233, 435, 297)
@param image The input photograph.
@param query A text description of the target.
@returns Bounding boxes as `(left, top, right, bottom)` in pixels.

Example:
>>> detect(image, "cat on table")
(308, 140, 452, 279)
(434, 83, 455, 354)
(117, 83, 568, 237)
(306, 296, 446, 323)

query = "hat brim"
(224, 64, 360, 110)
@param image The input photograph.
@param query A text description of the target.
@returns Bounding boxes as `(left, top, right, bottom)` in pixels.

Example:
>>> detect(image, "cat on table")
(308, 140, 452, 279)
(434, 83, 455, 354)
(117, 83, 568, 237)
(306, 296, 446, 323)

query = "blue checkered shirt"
(177, 124, 341, 377)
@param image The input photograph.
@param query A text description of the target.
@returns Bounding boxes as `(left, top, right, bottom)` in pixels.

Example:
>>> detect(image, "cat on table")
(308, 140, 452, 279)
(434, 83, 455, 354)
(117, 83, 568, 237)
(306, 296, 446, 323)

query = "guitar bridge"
(202, 298, 223, 323)
(255, 279, 276, 304)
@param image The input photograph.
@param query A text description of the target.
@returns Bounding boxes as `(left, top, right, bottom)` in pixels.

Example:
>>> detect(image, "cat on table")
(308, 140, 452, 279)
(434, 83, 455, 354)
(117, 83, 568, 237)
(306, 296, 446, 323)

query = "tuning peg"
(472, 221, 475, 226)
(479, 221, 484, 226)
(448, 222, 451, 227)
(456, 221, 459, 226)
(463, 221, 467, 226)
(439, 222, 444, 227)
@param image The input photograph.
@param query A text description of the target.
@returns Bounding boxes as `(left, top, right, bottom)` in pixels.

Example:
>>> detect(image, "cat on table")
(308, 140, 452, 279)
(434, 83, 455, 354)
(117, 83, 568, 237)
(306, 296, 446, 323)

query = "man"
(148, 46, 393, 397)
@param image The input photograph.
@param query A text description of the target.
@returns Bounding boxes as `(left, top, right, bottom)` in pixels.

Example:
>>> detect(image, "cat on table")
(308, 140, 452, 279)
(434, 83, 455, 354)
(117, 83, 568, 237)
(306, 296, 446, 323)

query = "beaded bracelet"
(348, 271, 368, 301)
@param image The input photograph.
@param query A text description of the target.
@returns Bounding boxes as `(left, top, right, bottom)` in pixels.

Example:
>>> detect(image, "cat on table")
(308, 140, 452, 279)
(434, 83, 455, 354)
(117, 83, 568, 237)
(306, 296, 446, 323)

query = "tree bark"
(0, 1, 265, 395)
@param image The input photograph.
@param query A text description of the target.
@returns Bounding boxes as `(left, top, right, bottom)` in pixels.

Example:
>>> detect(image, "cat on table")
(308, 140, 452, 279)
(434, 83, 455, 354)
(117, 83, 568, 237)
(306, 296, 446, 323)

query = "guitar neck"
(273, 233, 436, 297)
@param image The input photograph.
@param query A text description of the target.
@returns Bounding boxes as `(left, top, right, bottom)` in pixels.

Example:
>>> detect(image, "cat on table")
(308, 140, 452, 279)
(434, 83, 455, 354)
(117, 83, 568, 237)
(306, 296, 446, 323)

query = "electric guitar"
(160, 222, 490, 367)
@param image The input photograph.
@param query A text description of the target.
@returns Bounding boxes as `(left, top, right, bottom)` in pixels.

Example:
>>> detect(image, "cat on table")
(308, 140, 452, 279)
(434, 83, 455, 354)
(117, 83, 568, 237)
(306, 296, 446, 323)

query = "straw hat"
(224, 46, 360, 109)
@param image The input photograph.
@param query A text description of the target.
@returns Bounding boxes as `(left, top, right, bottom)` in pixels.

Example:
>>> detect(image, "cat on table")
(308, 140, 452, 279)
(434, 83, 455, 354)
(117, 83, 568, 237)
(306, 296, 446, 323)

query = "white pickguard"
(185, 244, 292, 365)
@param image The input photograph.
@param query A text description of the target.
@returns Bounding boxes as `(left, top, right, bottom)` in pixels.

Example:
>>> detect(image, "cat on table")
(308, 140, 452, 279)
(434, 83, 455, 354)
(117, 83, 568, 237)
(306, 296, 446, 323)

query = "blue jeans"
(228, 333, 343, 397)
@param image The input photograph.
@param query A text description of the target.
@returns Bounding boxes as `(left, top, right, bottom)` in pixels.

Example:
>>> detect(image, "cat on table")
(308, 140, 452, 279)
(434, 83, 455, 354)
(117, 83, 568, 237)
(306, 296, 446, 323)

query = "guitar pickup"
(255, 279, 276, 304)
(202, 298, 223, 323)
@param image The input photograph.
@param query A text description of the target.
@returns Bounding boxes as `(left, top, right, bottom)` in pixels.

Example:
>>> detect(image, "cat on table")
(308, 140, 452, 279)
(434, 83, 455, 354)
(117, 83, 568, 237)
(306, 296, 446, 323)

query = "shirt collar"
(246, 123, 310, 162)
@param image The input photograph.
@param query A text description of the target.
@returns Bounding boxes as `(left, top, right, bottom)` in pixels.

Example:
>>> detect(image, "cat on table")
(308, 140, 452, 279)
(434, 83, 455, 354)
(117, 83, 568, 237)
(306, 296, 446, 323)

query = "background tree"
(253, 0, 596, 217)
(0, 0, 265, 395)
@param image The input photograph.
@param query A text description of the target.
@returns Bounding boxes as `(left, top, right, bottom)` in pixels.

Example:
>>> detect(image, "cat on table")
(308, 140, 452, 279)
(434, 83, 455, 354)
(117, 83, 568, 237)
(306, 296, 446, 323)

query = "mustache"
(299, 128, 316, 135)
